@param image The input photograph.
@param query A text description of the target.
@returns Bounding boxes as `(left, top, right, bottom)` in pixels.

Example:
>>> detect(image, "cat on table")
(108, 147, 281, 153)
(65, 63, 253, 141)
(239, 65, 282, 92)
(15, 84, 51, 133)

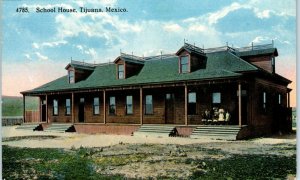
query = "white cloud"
(76, 45, 84, 51)
(208, 2, 248, 25)
(188, 24, 208, 32)
(35, 52, 48, 61)
(24, 54, 31, 60)
(163, 23, 182, 32)
(255, 9, 271, 19)
(32, 43, 39, 49)
(251, 36, 270, 44)
(249, 0, 295, 18)
(41, 40, 67, 48)
(84, 48, 97, 58)
(32, 40, 67, 49)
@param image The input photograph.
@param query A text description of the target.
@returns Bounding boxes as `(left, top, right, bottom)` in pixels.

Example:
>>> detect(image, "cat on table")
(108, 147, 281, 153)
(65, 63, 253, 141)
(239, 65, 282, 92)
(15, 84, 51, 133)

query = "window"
(53, 99, 58, 115)
(109, 96, 116, 115)
(68, 70, 75, 83)
(263, 92, 267, 112)
(188, 92, 196, 115)
(126, 96, 133, 115)
(271, 57, 275, 66)
(80, 98, 84, 103)
(66, 99, 71, 115)
(166, 93, 171, 100)
(212, 92, 221, 104)
(145, 95, 153, 114)
(93, 97, 100, 115)
(278, 94, 282, 105)
(118, 64, 124, 79)
(180, 56, 189, 73)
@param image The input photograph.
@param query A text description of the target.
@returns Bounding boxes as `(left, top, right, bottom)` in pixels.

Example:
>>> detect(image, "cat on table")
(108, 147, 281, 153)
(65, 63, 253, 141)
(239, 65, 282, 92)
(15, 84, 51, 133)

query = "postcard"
(2, 0, 296, 179)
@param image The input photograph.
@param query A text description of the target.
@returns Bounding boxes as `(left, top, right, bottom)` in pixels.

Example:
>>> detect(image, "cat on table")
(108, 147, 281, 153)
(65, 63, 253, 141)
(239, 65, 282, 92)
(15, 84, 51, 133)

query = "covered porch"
(22, 79, 249, 128)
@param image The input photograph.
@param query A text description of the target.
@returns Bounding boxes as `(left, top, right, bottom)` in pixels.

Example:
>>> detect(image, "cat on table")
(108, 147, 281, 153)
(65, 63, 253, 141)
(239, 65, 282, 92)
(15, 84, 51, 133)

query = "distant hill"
(2, 96, 39, 116)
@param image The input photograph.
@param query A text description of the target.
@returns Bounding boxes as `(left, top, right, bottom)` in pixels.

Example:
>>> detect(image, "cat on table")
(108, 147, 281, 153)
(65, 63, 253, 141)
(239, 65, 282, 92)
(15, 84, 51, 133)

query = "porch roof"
(21, 51, 258, 95)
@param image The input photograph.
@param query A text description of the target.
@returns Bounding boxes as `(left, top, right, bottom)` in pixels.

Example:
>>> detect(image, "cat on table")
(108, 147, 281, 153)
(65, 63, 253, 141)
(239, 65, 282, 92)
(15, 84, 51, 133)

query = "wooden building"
(21, 43, 292, 139)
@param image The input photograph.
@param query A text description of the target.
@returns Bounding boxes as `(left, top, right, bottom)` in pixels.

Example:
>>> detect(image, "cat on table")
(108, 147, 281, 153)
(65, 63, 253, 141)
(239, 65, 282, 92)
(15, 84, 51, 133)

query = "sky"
(2, 0, 296, 106)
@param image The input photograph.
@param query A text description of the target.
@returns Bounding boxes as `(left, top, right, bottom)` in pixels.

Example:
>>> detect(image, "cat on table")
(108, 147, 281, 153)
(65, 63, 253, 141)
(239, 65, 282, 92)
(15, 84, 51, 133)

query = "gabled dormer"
(65, 60, 95, 83)
(176, 43, 207, 73)
(236, 44, 278, 74)
(114, 53, 144, 79)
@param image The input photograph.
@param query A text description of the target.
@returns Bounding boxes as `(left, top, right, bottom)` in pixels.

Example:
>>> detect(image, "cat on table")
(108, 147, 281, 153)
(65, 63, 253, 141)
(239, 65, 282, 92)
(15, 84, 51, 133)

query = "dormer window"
(68, 70, 75, 83)
(118, 64, 124, 79)
(180, 56, 189, 73)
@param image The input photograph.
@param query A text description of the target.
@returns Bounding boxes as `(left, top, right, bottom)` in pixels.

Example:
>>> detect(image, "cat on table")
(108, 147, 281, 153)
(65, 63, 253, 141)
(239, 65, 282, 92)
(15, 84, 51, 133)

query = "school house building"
(21, 42, 292, 139)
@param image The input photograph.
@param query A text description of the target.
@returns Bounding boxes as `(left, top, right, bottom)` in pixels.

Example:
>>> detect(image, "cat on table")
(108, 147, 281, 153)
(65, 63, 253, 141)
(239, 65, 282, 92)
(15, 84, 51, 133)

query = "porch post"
(184, 84, 188, 126)
(140, 87, 143, 125)
(46, 94, 48, 123)
(39, 96, 41, 122)
(103, 90, 106, 124)
(23, 95, 26, 123)
(287, 91, 290, 108)
(72, 92, 75, 123)
(238, 82, 242, 127)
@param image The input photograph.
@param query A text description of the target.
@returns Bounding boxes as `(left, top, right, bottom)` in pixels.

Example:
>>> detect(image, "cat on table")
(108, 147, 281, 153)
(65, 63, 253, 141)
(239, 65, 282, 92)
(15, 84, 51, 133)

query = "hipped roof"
(21, 51, 259, 95)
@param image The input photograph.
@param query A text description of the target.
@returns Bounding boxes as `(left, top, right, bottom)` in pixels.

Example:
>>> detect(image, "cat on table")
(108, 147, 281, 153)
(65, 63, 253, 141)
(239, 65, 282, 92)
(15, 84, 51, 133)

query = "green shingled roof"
(22, 51, 258, 94)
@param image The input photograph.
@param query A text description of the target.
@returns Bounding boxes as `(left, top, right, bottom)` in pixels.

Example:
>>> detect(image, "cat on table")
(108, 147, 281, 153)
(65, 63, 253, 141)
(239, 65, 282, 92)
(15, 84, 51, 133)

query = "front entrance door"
(241, 95, 248, 125)
(78, 98, 85, 123)
(165, 93, 175, 124)
(41, 104, 46, 122)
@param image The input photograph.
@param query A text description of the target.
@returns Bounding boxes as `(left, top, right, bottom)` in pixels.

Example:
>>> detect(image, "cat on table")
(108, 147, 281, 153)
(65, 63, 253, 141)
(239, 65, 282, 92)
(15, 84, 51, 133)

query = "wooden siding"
(47, 94, 72, 123)
(25, 110, 40, 123)
(125, 62, 143, 78)
(106, 90, 140, 124)
(142, 89, 166, 124)
(244, 55, 273, 73)
(248, 78, 289, 133)
(75, 69, 93, 82)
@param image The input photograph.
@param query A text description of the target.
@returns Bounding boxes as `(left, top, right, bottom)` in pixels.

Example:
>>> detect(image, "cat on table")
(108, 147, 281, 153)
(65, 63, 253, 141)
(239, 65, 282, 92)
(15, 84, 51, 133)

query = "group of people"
(201, 107, 231, 125)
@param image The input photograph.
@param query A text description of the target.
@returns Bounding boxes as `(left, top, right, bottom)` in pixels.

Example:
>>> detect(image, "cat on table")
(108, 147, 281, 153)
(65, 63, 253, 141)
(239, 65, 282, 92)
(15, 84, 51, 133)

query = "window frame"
(212, 92, 221, 104)
(118, 64, 125, 79)
(278, 94, 282, 105)
(188, 92, 197, 115)
(68, 70, 75, 83)
(53, 99, 59, 116)
(109, 96, 116, 115)
(65, 98, 71, 116)
(145, 95, 153, 115)
(93, 97, 100, 115)
(262, 91, 267, 113)
(179, 55, 189, 73)
(126, 95, 133, 115)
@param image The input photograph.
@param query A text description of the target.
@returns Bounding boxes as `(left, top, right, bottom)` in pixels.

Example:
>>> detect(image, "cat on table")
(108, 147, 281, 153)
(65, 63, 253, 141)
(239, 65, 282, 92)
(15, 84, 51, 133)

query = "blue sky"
(2, 0, 296, 105)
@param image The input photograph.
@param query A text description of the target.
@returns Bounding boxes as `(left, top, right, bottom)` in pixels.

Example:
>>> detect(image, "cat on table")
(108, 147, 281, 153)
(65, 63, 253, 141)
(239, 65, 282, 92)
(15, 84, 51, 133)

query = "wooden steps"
(15, 124, 40, 131)
(44, 124, 74, 133)
(134, 125, 177, 137)
(190, 126, 241, 140)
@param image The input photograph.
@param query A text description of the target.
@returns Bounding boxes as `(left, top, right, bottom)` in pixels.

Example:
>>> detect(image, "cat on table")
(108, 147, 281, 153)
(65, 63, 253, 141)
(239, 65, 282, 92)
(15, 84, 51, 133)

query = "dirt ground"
(2, 126, 296, 149)
(2, 126, 297, 179)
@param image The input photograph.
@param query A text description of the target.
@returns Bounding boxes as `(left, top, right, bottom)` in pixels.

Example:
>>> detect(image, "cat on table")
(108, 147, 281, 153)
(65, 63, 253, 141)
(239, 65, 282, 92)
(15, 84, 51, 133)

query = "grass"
(190, 154, 296, 179)
(2, 96, 39, 116)
(2, 145, 296, 179)
(2, 146, 124, 179)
